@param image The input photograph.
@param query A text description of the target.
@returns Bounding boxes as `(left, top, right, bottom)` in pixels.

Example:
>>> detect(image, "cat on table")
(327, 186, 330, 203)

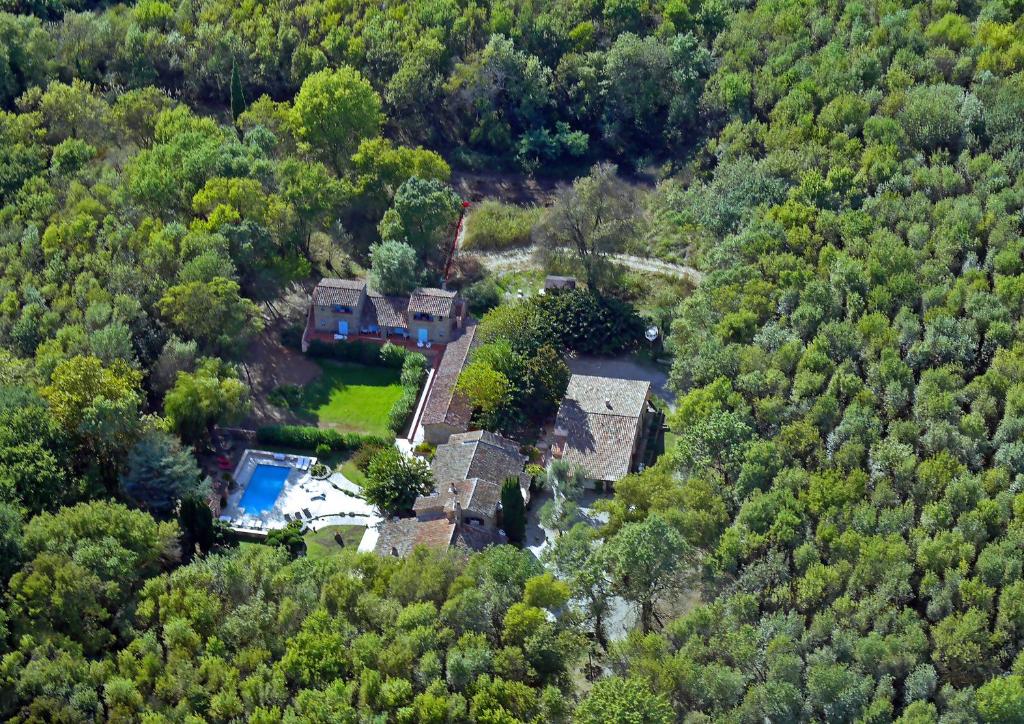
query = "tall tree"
(41, 355, 142, 484)
(544, 523, 611, 648)
(378, 176, 460, 259)
(119, 430, 207, 517)
(501, 477, 527, 545)
(575, 677, 674, 724)
(369, 239, 418, 294)
(0, 501, 23, 588)
(599, 514, 690, 632)
(535, 163, 638, 291)
(163, 358, 250, 444)
(364, 447, 434, 515)
(156, 278, 264, 358)
(229, 58, 246, 127)
(291, 66, 383, 171)
(178, 493, 226, 562)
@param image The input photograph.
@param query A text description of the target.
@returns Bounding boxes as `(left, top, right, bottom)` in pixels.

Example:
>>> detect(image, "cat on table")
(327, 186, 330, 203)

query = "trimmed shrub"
(400, 352, 428, 387)
(379, 342, 408, 368)
(256, 425, 392, 452)
(463, 278, 501, 316)
(388, 389, 418, 434)
(351, 440, 387, 471)
(387, 351, 429, 434)
(268, 384, 303, 409)
(281, 324, 305, 351)
(307, 339, 387, 366)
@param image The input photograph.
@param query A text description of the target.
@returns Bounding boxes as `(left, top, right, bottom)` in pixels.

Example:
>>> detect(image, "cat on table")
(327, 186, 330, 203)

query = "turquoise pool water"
(239, 464, 290, 513)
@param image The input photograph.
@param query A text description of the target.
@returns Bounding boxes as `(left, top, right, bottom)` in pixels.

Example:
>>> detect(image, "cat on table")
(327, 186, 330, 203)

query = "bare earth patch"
(241, 329, 322, 427)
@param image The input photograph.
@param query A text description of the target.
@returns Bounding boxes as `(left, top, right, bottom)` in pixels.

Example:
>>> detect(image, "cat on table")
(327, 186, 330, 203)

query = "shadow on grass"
(303, 524, 367, 559)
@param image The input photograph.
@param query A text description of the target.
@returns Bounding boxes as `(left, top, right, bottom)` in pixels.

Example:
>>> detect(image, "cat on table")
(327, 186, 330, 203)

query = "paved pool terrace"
(221, 449, 381, 536)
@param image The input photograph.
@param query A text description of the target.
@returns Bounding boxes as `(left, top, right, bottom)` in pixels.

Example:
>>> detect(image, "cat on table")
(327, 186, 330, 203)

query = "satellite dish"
(645, 326, 659, 342)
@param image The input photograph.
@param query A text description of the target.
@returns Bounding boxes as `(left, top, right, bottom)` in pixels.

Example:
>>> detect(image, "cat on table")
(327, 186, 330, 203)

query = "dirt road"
(461, 246, 704, 284)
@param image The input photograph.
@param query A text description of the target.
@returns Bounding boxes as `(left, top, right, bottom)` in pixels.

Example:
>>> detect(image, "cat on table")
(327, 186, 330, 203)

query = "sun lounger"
(303, 508, 313, 519)
(284, 513, 292, 522)
(273, 452, 286, 461)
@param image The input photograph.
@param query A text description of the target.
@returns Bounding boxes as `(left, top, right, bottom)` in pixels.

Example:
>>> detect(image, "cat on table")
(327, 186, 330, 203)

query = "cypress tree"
(501, 476, 527, 545)
(230, 59, 246, 125)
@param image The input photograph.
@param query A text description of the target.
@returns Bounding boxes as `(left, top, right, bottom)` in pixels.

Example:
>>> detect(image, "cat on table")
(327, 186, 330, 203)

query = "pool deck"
(222, 450, 381, 538)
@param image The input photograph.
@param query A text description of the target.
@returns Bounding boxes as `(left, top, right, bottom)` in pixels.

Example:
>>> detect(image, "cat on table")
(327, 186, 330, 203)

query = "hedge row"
(256, 425, 393, 452)
(387, 352, 429, 434)
(306, 339, 404, 368)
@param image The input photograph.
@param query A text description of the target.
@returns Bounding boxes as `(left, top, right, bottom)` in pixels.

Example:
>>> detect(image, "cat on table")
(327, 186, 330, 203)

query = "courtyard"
(220, 449, 381, 536)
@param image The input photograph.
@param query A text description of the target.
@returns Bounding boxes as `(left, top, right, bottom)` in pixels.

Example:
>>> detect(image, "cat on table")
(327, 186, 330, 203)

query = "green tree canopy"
(368, 239, 418, 294)
(364, 446, 434, 514)
(378, 176, 460, 258)
(292, 66, 383, 170)
(119, 430, 208, 517)
(157, 277, 264, 357)
(163, 358, 250, 444)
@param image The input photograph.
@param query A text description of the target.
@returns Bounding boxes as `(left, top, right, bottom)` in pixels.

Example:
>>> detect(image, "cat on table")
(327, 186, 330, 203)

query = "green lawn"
(303, 525, 366, 559)
(494, 269, 546, 299)
(285, 361, 403, 436)
(340, 457, 368, 487)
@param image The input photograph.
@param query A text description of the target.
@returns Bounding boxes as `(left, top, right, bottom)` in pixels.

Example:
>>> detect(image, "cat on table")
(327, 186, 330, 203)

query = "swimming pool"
(239, 464, 291, 513)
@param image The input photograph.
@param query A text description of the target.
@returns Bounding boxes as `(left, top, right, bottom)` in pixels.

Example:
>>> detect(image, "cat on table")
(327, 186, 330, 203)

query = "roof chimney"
(605, 397, 612, 409)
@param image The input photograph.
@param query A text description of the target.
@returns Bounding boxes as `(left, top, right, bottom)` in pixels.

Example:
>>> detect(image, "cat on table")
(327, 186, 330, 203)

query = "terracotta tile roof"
(409, 288, 457, 317)
(363, 291, 409, 328)
(373, 517, 502, 556)
(561, 375, 650, 417)
(554, 375, 651, 482)
(431, 430, 526, 487)
(413, 477, 501, 519)
(374, 517, 456, 557)
(452, 524, 506, 552)
(313, 278, 365, 306)
(556, 405, 641, 482)
(421, 324, 478, 428)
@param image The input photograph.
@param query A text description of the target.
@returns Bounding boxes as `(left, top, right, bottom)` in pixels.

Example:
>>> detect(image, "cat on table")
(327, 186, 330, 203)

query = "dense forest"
(4, 0, 1024, 717)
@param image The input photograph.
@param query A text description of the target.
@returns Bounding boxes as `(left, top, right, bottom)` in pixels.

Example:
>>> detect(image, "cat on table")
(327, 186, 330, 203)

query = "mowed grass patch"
(282, 361, 404, 436)
(340, 457, 369, 487)
(303, 525, 366, 559)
